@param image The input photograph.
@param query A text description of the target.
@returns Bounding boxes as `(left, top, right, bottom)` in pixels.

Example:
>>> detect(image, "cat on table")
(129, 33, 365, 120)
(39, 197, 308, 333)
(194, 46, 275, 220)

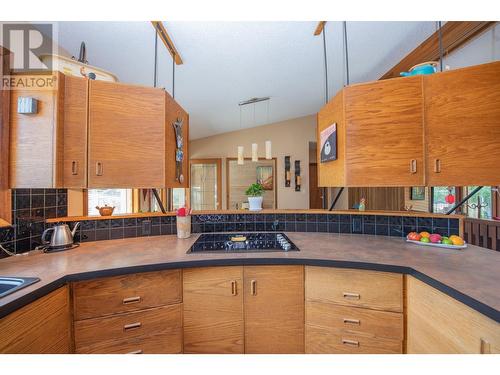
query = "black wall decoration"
(320, 122, 337, 163)
(295, 160, 301, 192)
(285, 156, 291, 187)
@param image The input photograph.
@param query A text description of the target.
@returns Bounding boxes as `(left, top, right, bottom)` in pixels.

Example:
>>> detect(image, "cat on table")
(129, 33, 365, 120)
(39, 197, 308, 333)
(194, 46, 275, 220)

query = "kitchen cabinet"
(182, 265, 304, 354)
(63, 75, 88, 188)
(0, 286, 71, 353)
(88, 80, 166, 188)
(244, 265, 304, 353)
(424, 61, 500, 186)
(318, 76, 424, 187)
(407, 276, 500, 354)
(9, 72, 65, 188)
(305, 266, 404, 354)
(183, 266, 244, 354)
(72, 270, 183, 354)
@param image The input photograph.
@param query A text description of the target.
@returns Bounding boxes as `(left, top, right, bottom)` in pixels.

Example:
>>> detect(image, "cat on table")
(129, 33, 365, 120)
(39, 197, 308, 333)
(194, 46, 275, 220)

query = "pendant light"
(237, 104, 244, 165)
(252, 143, 258, 162)
(265, 140, 272, 160)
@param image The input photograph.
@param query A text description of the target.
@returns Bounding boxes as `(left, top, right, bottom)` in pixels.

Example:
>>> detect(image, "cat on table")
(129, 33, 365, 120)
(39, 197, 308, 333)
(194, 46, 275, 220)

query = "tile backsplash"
(71, 213, 460, 244)
(0, 189, 68, 258)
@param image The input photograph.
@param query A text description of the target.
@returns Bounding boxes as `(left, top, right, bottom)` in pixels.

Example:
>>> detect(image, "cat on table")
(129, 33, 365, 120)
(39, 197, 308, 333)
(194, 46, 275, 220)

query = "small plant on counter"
(246, 183, 264, 211)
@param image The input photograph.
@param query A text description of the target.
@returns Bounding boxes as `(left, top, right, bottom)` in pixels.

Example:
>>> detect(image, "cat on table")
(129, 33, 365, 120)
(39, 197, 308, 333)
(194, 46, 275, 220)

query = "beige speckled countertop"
(0, 233, 498, 321)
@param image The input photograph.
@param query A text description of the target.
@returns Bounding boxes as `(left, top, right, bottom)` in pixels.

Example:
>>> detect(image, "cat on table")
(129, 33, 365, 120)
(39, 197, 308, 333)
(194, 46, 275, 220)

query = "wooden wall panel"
(348, 187, 405, 211)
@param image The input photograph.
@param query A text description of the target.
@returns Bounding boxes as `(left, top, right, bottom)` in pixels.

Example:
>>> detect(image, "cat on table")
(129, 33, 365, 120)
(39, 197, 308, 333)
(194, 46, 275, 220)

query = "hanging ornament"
(445, 187, 455, 204)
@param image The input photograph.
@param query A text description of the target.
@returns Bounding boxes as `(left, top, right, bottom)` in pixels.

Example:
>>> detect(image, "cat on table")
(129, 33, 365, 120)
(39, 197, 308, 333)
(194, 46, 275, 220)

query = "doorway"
(190, 158, 222, 210)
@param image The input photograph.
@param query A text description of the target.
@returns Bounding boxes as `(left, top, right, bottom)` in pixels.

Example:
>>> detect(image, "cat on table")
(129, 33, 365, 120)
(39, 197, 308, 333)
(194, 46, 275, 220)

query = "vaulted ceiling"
(52, 21, 436, 139)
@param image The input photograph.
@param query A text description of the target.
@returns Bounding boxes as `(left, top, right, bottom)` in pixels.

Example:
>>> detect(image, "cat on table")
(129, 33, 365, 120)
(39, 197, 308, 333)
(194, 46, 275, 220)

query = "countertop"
(0, 233, 498, 322)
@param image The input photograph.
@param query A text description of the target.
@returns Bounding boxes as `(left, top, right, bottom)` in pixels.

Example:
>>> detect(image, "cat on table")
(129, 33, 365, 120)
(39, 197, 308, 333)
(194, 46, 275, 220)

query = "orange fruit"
(419, 231, 430, 238)
(450, 236, 464, 246)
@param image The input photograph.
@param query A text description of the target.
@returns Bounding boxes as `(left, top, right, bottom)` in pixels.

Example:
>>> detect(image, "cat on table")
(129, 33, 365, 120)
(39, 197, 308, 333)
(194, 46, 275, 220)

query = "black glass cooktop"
(187, 232, 299, 253)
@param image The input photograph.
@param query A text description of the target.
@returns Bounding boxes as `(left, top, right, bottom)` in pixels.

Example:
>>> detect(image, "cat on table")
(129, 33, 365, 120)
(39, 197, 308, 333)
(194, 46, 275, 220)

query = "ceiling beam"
(380, 21, 496, 80)
(151, 21, 183, 65)
(314, 21, 327, 36)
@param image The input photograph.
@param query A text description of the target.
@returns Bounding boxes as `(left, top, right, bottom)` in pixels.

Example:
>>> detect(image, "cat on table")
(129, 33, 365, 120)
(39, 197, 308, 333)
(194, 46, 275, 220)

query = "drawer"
(75, 304, 182, 353)
(306, 301, 403, 340)
(305, 266, 403, 312)
(73, 269, 182, 320)
(306, 325, 402, 354)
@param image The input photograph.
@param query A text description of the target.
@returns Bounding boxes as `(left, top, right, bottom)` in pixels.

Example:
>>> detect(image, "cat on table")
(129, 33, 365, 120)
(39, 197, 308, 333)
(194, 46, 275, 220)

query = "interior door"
(190, 159, 222, 210)
(183, 267, 244, 354)
(309, 163, 323, 209)
(244, 265, 304, 354)
(88, 80, 165, 188)
(344, 76, 424, 186)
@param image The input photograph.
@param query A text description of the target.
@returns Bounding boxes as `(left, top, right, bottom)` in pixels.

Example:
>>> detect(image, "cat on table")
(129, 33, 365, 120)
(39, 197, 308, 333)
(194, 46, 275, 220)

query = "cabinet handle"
(96, 162, 103, 176)
(343, 318, 360, 325)
(123, 322, 142, 331)
(410, 159, 417, 174)
(251, 280, 257, 296)
(480, 338, 491, 354)
(123, 296, 141, 305)
(434, 159, 441, 173)
(342, 339, 359, 347)
(343, 292, 360, 300)
(71, 160, 78, 175)
(127, 350, 143, 354)
(231, 280, 237, 296)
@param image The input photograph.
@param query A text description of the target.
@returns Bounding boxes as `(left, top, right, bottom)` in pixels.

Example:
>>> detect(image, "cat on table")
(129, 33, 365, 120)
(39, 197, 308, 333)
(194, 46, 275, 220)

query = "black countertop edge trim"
(1, 258, 498, 323)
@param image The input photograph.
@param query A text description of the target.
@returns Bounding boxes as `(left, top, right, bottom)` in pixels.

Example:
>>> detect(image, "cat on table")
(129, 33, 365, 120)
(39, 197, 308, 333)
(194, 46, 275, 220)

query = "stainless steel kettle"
(41, 222, 80, 251)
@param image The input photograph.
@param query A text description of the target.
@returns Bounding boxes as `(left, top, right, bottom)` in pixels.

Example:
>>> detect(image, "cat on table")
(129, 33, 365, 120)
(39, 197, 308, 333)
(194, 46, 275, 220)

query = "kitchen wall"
(190, 114, 316, 209)
(0, 189, 68, 257)
(404, 187, 431, 212)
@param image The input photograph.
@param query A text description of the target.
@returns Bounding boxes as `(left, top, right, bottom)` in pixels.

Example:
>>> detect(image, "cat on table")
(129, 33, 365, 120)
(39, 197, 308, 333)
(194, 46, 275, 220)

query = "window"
(87, 189, 133, 216)
(431, 187, 456, 214)
(172, 188, 186, 210)
(464, 186, 492, 219)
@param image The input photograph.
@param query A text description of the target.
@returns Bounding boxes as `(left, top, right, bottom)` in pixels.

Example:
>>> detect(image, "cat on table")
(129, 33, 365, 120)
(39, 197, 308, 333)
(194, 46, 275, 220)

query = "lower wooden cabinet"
(0, 286, 71, 354)
(183, 265, 304, 354)
(305, 266, 404, 354)
(406, 276, 500, 354)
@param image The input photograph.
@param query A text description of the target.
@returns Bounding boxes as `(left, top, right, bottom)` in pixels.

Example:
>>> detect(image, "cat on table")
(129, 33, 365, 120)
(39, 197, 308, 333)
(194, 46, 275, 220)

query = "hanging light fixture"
(237, 103, 244, 165)
(252, 143, 258, 162)
(265, 140, 272, 160)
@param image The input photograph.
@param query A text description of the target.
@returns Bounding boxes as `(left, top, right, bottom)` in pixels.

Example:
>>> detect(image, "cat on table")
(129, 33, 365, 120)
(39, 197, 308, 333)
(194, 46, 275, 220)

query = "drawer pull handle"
(434, 159, 441, 173)
(71, 160, 78, 175)
(343, 292, 360, 300)
(96, 162, 103, 176)
(251, 280, 257, 296)
(342, 339, 359, 347)
(231, 280, 238, 296)
(127, 350, 143, 354)
(409, 159, 417, 174)
(343, 318, 360, 325)
(124, 322, 142, 331)
(123, 296, 141, 305)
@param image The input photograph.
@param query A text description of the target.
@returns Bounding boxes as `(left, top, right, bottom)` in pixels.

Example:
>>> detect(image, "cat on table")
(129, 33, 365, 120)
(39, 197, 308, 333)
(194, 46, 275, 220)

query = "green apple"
(442, 238, 453, 245)
(420, 237, 431, 243)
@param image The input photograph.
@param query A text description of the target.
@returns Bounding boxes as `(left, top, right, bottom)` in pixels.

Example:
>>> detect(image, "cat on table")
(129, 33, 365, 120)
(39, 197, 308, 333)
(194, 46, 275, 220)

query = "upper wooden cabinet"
(318, 61, 500, 187)
(9, 73, 189, 188)
(88, 80, 166, 188)
(424, 61, 500, 186)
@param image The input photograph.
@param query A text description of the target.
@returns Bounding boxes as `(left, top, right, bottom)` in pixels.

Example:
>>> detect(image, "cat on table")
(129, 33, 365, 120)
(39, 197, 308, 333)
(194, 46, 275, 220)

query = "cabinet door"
(63, 75, 88, 188)
(407, 276, 500, 354)
(244, 265, 304, 353)
(183, 267, 244, 353)
(424, 62, 500, 186)
(344, 76, 424, 186)
(88, 80, 165, 188)
(0, 286, 71, 353)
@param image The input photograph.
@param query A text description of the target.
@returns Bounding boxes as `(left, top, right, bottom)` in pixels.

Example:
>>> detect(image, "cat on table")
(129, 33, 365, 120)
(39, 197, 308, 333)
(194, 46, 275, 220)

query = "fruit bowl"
(405, 238, 467, 250)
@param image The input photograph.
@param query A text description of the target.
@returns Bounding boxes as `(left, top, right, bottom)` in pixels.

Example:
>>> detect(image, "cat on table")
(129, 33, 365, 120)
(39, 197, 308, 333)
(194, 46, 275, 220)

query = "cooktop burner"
(187, 232, 299, 253)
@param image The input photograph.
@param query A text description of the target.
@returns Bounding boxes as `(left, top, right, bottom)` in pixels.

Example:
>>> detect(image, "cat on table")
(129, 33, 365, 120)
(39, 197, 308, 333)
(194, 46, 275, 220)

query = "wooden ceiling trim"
(380, 21, 496, 80)
(151, 21, 183, 65)
(314, 21, 327, 36)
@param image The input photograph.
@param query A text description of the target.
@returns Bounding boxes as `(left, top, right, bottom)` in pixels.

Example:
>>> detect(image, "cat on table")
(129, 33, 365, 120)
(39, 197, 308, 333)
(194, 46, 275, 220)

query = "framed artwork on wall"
(410, 186, 425, 201)
(257, 165, 273, 190)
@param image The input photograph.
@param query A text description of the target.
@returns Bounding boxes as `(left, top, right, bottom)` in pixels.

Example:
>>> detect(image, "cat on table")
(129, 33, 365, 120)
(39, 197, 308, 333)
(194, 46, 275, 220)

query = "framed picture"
(320, 122, 337, 163)
(410, 187, 425, 201)
(256, 166, 273, 190)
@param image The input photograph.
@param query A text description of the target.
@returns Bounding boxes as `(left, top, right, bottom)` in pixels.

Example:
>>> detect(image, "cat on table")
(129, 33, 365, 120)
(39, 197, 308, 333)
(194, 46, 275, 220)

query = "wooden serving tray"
(406, 239, 467, 250)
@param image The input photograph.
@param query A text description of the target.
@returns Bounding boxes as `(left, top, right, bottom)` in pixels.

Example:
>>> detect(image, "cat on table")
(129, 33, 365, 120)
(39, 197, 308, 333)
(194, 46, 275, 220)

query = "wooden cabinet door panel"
(424, 62, 500, 186)
(0, 286, 71, 353)
(63, 75, 88, 188)
(88, 80, 165, 188)
(344, 76, 424, 186)
(183, 267, 244, 354)
(244, 265, 304, 354)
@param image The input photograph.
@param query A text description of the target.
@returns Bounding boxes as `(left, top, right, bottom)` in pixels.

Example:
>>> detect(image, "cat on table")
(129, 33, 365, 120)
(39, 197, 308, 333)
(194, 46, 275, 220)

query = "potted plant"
(245, 183, 264, 211)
